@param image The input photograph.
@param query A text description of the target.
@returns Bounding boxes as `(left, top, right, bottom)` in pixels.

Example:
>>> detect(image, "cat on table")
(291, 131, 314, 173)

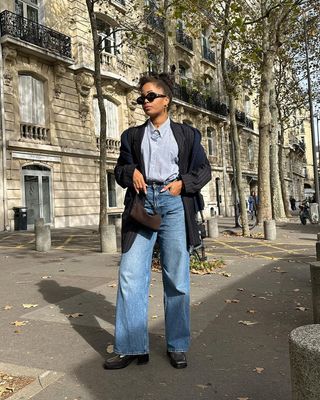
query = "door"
(22, 166, 52, 227)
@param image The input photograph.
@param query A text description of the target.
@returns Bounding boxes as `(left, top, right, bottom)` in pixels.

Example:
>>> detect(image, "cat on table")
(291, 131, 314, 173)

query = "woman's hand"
(161, 180, 183, 196)
(133, 169, 147, 194)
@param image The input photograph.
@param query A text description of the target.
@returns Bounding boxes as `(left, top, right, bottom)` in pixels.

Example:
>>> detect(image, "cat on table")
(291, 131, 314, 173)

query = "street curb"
(0, 362, 64, 399)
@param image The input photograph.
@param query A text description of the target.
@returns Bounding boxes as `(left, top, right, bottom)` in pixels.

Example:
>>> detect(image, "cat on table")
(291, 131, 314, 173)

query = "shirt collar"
(148, 118, 171, 137)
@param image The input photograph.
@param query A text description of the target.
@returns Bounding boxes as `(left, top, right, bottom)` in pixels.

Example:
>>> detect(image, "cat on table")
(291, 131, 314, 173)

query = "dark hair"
(139, 72, 174, 107)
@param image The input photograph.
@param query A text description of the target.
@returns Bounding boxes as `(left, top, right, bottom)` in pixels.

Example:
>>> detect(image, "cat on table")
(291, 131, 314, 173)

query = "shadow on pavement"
(68, 258, 312, 400)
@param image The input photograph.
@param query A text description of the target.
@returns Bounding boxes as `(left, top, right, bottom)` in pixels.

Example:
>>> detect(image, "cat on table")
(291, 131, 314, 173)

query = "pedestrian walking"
(104, 73, 211, 370)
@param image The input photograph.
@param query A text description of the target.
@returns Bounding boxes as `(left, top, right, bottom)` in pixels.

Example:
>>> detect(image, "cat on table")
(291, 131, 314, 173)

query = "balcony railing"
(146, 14, 165, 33)
(96, 137, 121, 153)
(114, 0, 125, 6)
(0, 10, 72, 59)
(20, 123, 50, 142)
(173, 83, 228, 117)
(176, 30, 193, 51)
(235, 110, 254, 130)
(202, 46, 215, 63)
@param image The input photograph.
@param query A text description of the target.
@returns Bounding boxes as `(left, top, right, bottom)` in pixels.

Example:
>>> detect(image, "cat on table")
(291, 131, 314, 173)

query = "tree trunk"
(86, 0, 108, 243)
(278, 122, 291, 217)
(270, 74, 286, 220)
(229, 96, 249, 235)
(258, 33, 274, 223)
(162, 0, 170, 73)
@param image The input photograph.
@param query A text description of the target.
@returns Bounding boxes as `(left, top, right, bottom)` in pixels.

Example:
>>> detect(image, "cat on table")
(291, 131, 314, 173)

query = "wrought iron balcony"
(146, 13, 165, 33)
(176, 30, 193, 51)
(202, 46, 215, 63)
(0, 10, 72, 59)
(173, 83, 228, 117)
(235, 111, 254, 130)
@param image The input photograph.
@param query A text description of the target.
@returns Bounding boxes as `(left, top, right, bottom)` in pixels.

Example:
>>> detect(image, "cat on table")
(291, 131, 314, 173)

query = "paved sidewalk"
(0, 217, 318, 400)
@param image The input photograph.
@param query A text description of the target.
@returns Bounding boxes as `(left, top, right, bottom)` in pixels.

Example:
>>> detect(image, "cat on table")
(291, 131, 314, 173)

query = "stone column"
(100, 224, 117, 253)
(35, 218, 51, 252)
(264, 220, 276, 241)
(207, 217, 219, 239)
(289, 325, 320, 400)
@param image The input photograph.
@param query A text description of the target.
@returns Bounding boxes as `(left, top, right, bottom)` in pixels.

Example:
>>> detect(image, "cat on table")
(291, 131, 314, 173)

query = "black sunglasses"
(136, 92, 167, 105)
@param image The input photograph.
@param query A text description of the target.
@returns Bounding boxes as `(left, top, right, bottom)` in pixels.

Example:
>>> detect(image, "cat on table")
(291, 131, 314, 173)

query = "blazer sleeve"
(180, 128, 212, 194)
(114, 129, 137, 189)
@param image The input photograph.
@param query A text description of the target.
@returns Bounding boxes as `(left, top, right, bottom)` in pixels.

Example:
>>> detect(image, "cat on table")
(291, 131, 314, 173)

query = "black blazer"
(114, 120, 212, 253)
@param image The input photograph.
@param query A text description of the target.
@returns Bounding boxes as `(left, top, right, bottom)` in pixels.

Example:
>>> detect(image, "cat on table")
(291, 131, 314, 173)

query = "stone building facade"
(0, 0, 310, 231)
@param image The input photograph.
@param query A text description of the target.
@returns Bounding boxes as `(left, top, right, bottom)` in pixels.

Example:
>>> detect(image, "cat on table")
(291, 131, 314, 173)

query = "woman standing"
(104, 73, 211, 370)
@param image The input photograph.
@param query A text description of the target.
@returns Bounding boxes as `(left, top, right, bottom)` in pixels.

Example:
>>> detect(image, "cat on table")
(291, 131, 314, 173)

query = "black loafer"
(103, 354, 149, 370)
(167, 351, 187, 369)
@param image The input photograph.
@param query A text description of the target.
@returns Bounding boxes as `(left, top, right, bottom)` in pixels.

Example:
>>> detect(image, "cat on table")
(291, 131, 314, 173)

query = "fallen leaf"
(151, 315, 158, 319)
(237, 288, 245, 292)
(271, 267, 287, 274)
(41, 276, 52, 279)
(296, 306, 307, 312)
(22, 304, 38, 309)
(253, 367, 264, 374)
(237, 397, 249, 400)
(106, 345, 114, 354)
(247, 309, 256, 314)
(149, 294, 154, 298)
(10, 321, 29, 327)
(66, 313, 84, 318)
(4, 305, 12, 310)
(225, 299, 240, 304)
(220, 272, 232, 277)
(108, 283, 117, 288)
(196, 384, 210, 389)
(293, 289, 300, 292)
(238, 320, 258, 326)
(193, 301, 203, 306)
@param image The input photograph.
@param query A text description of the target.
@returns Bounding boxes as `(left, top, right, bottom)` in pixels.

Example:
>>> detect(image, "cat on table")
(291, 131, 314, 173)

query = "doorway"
(22, 165, 52, 228)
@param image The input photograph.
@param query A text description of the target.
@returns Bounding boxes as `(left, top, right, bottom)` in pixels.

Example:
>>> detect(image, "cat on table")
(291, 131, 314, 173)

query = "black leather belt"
(146, 179, 177, 186)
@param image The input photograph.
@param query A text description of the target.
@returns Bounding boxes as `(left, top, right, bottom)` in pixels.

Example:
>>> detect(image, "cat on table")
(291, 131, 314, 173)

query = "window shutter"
(104, 99, 118, 139)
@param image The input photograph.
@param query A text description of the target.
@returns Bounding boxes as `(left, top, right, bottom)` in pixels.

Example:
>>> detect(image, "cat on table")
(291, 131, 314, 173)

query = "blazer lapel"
(170, 120, 186, 171)
(133, 121, 147, 177)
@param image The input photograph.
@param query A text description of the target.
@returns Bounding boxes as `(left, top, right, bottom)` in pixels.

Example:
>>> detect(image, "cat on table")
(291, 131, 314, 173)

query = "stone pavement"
(0, 217, 318, 400)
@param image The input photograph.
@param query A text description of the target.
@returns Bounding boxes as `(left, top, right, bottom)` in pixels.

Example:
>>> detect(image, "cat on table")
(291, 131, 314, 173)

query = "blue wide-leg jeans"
(114, 185, 190, 355)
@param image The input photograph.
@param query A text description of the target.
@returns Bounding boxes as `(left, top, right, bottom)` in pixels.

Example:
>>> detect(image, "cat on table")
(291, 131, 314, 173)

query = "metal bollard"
(35, 218, 51, 252)
(264, 219, 276, 241)
(310, 262, 320, 323)
(100, 224, 117, 253)
(207, 217, 219, 239)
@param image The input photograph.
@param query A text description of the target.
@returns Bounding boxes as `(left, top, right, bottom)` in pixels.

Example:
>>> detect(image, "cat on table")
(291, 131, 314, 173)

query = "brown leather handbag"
(130, 193, 161, 231)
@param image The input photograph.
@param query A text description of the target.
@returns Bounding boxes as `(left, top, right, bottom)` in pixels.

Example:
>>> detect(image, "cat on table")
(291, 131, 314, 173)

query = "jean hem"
(114, 350, 149, 355)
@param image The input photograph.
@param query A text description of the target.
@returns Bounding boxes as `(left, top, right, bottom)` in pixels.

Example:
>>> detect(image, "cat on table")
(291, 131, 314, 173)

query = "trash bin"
(13, 207, 28, 231)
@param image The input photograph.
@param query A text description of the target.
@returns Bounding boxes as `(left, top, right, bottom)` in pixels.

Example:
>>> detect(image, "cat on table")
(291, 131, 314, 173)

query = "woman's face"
(140, 82, 169, 118)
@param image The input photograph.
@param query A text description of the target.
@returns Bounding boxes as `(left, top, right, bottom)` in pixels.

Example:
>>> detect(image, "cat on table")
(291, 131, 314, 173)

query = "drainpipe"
(0, 44, 9, 230)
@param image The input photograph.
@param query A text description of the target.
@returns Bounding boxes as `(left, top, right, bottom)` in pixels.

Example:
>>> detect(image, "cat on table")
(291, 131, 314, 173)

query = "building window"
(97, 19, 121, 56)
(247, 139, 254, 163)
(201, 28, 215, 63)
(15, 0, 39, 22)
(207, 127, 216, 157)
(244, 95, 251, 116)
(93, 98, 119, 139)
(147, 49, 159, 74)
(19, 75, 45, 126)
(107, 172, 117, 207)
